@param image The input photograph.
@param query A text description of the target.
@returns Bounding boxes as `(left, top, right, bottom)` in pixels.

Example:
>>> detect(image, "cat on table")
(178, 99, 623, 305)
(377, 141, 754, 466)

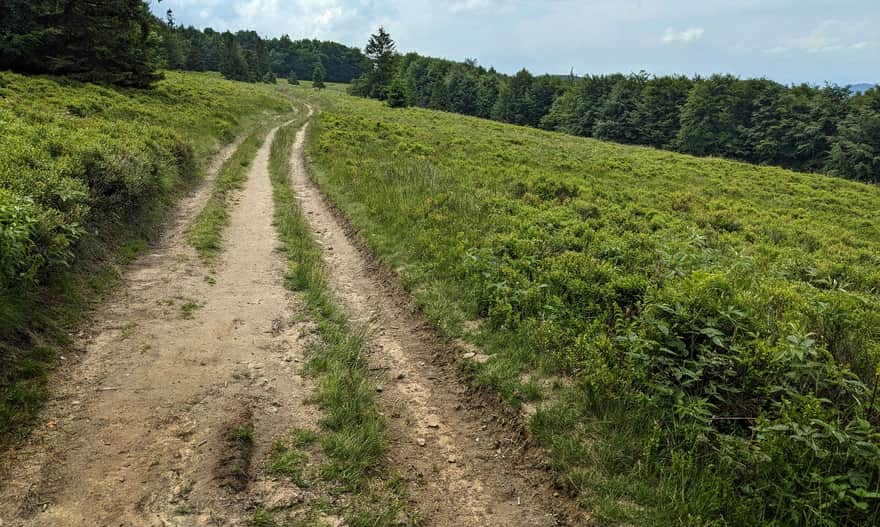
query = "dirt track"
(0, 114, 578, 526)
(0, 123, 319, 526)
(291, 122, 573, 526)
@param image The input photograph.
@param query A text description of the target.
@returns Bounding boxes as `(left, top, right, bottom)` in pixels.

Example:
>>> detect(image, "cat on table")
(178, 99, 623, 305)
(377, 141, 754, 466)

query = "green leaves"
(306, 89, 880, 524)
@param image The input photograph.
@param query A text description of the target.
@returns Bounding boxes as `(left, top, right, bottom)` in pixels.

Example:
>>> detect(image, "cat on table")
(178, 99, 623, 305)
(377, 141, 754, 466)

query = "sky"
(150, 0, 879, 86)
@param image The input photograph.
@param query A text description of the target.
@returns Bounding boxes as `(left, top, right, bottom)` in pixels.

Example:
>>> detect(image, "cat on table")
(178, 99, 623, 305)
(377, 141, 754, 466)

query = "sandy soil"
(0, 124, 320, 526)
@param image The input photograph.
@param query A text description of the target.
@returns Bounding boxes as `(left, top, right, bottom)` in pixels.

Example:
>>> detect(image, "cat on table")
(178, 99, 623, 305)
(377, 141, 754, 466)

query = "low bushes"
(305, 94, 880, 525)
(0, 70, 292, 437)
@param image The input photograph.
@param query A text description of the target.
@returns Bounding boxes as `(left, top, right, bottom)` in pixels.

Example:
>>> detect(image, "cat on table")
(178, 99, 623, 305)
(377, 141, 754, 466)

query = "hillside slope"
(0, 71, 293, 438)
(300, 89, 880, 525)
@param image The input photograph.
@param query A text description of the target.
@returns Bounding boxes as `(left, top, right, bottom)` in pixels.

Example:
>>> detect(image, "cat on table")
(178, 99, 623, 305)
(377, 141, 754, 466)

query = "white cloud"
(796, 21, 844, 53)
(661, 27, 704, 44)
(766, 20, 877, 55)
(449, 0, 496, 13)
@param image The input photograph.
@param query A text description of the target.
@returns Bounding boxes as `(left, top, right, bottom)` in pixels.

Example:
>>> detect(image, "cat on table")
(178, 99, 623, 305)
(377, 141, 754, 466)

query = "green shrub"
(305, 93, 880, 524)
(0, 70, 293, 438)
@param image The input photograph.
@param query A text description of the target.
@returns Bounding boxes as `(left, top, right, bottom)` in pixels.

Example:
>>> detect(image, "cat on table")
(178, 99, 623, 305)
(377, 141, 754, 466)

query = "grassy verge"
(0, 72, 293, 442)
(264, 115, 418, 526)
(297, 89, 880, 525)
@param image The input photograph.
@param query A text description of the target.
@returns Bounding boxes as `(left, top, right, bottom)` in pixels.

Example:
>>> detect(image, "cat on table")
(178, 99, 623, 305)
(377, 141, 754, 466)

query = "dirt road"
(0, 123, 318, 526)
(0, 115, 577, 526)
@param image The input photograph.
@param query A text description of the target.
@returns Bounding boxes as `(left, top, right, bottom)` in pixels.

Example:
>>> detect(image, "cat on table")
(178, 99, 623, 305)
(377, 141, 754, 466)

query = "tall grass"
(300, 90, 880, 525)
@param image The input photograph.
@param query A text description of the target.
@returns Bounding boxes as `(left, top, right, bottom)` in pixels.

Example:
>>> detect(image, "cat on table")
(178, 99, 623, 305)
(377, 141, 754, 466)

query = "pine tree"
(287, 70, 300, 85)
(312, 62, 326, 90)
(387, 76, 409, 108)
(220, 32, 251, 82)
(364, 27, 397, 99)
(0, 0, 163, 87)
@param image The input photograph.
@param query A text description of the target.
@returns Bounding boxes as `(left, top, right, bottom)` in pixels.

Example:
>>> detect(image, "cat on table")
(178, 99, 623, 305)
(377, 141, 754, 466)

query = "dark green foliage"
(353, 35, 878, 181)
(305, 93, 880, 525)
(476, 72, 501, 118)
(593, 72, 647, 143)
(676, 75, 741, 156)
(386, 77, 409, 108)
(827, 89, 880, 183)
(629, 75, 692, 148)
(269, 35, 366, 83)
(492, 69, 537, 125)
(157, 27, 366, 85)
(313, 62, 326, 90)
(353, 27, 397, 100)
(220, 31, 251, 82)
(0, 0, 162, 87)
(543, 74, 622, 135)
(0, 71, 292, 438)
(287, 70, 300, 85)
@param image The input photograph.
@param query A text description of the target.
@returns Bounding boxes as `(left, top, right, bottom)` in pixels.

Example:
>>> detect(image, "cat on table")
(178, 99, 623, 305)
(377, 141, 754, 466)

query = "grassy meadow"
(0, 71, 293, 438)
(300, 88, 880, 525)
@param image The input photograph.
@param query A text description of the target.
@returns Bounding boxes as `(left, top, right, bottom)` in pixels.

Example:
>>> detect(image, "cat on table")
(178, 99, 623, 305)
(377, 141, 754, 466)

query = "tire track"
(289, 118, 578, 526)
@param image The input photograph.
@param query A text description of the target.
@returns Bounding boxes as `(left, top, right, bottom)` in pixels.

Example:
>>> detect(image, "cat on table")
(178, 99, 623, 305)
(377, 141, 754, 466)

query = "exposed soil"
(0, 123, 321, 526)
(290, 123, 581, 526)
(0, 114, 583, 527)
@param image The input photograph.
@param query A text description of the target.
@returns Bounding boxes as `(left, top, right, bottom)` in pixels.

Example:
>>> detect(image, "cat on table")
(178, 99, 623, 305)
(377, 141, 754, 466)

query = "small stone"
(264, 488, 304, 510)
(417, 438, 426, 447)
(376, 385, 384, 393)
(462, 352, 476, 360)
(447, 455, 457, 464)
(427, 418, 440, 429)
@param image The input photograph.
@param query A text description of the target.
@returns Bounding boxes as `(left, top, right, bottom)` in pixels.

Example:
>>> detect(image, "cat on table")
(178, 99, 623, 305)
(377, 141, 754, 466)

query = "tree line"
(354, 28, 880, 183)
(160, 24, 365, 85)
(2, 4, 876, 182)
(1, 1, 365, 88)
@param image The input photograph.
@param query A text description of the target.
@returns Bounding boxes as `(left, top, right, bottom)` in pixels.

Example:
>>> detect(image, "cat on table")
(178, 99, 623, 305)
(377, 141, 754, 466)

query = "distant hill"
(850, 83, 877, 94)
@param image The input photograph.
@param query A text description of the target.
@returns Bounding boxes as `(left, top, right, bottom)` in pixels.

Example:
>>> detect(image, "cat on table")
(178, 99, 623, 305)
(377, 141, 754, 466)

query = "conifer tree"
(363, 27, 397, 99)
(0, 0, 163, 87)
(312, 62, 326, 90)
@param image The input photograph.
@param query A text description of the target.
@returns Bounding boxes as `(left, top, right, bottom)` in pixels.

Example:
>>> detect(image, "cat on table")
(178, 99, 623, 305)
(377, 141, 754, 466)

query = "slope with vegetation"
(352, 29, 880, 183)
(0, 70, 293, 438)
(304, 89, 880, 525)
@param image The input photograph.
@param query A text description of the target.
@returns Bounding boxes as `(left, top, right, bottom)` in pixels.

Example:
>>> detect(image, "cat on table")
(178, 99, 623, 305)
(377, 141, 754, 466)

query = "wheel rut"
(0, 121, 320, 526)
(289, 121, 577, 526)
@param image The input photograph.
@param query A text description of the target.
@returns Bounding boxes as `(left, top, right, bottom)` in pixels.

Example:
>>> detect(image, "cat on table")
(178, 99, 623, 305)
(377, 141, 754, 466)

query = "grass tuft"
(186, 132, 267, 260)
(266, 114, 419, 525)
